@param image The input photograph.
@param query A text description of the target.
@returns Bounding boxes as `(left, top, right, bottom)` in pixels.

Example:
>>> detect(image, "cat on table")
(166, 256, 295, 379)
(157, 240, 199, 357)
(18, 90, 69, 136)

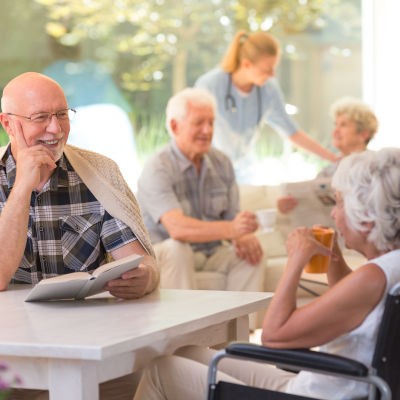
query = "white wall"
(364, 0, 400, 149)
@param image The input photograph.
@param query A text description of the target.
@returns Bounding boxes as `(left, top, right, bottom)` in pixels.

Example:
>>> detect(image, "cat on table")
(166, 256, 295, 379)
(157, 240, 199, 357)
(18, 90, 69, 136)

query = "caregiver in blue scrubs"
(195, 30, 338, 181)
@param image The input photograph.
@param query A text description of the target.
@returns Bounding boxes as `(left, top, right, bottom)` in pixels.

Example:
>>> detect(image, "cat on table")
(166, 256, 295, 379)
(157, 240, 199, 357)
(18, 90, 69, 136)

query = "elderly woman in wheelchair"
(133, 148, 400, 400)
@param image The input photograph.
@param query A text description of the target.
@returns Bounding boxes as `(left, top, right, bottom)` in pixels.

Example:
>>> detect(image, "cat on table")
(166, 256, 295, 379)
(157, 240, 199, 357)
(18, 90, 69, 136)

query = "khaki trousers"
(133, 345, 295, 400)
(154, 239, 264, 292)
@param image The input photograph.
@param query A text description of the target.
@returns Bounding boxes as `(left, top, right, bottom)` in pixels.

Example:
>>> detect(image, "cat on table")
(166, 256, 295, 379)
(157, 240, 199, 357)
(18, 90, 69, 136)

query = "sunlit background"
(0, 0, 398, 190)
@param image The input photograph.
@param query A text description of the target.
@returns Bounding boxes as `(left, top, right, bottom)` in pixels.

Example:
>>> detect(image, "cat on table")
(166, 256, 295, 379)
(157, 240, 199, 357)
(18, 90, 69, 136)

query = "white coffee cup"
(256, 208, 277, 233)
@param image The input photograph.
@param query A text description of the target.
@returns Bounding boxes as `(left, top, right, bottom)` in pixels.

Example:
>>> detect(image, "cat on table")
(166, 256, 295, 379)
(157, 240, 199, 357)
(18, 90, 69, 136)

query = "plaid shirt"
(0, 147, 136, 284)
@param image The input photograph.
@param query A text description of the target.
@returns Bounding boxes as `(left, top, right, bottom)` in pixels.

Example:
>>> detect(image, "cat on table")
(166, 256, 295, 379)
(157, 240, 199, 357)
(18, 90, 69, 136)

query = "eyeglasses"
(6, 108, 76, 124)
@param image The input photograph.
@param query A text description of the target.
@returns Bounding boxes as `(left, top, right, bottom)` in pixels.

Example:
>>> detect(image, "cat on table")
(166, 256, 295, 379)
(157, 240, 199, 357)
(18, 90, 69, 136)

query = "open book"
(25, 254, 144, 302)
(279, 177, 335, 235)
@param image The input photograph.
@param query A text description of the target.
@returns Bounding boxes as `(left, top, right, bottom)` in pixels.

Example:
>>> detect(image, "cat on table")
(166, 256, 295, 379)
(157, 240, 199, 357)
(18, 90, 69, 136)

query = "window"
(0, 0, 363, 189)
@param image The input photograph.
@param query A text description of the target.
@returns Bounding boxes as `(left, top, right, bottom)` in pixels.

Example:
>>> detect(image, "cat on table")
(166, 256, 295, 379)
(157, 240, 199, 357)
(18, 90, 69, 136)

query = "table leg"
(212, 315, 250, 350)
(48, 359, 99, 400)
(233, 315, 250, 341)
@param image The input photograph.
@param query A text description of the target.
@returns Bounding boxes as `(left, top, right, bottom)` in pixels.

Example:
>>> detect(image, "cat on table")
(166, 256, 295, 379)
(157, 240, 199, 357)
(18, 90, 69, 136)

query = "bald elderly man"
(0, 72, 158, 399)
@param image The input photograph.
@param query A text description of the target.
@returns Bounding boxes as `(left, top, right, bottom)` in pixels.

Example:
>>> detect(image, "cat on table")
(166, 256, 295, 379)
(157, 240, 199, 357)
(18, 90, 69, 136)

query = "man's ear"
(0, 113, 12, 138)
(169, 119, 179, 136)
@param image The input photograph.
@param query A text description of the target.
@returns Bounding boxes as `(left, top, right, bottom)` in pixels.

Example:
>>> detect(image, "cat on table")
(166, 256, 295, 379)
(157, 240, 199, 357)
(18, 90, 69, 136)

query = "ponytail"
(221, 30, 280, 73)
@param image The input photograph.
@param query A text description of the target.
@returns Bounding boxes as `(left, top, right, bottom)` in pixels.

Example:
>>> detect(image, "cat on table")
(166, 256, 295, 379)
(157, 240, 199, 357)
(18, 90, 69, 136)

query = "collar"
(170, 140, 211, 174)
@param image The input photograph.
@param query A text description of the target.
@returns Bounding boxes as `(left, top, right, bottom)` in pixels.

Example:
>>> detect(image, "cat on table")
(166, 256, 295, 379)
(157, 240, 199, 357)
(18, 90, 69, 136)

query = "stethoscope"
(224, 74, 262, 123)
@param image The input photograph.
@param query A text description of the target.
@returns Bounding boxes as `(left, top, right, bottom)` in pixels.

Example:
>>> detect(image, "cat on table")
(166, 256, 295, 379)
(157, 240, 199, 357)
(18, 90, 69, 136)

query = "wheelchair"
(207, 282, 400, 400)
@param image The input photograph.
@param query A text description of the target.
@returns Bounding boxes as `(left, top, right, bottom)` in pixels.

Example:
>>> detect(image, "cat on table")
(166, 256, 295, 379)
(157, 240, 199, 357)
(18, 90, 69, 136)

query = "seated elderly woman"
(133, 148, 400, 400)
(278, 96, 378, 213)
(317, 96, 378, 177)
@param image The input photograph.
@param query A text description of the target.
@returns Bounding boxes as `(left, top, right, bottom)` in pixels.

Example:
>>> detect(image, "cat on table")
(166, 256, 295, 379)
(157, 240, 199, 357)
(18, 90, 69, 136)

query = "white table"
(0, 286, 272, 400)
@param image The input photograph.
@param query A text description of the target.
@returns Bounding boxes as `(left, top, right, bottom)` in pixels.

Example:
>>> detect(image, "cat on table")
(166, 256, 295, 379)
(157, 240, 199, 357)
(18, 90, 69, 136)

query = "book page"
(280, 177, 335, 234)
(33, 272, 90, 283)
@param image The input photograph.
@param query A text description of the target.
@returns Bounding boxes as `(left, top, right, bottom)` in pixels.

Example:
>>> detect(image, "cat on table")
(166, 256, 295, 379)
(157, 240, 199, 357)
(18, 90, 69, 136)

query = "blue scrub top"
(195, 68, 298, 164)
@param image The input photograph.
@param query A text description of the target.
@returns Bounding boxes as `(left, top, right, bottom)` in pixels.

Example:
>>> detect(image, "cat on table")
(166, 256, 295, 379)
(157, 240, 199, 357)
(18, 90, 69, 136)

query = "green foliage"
(254, 125, 284, 158)
(33, 0, 236, 92)
(0, 129, 8, 147)
(131, 111, 169, 162)
(234, 0, 338, 33)
(33, 0, 354, 94)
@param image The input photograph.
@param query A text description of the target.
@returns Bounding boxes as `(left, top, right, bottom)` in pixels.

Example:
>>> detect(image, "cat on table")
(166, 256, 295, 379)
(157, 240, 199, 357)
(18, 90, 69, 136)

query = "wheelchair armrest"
(225, 342, 369, 377)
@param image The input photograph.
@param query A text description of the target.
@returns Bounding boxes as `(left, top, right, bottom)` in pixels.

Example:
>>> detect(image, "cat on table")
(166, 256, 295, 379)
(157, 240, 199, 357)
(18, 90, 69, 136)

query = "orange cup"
(304, 227, 335, 274)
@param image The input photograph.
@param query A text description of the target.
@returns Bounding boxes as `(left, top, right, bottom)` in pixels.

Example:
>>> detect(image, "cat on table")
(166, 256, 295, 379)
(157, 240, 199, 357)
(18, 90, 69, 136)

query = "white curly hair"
(332, 148, 400, 252)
